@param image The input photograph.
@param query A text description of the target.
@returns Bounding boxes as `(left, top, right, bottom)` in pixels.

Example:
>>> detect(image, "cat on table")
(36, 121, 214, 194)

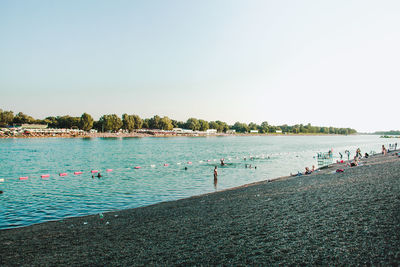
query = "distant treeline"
(374, 131, 400, 135)
(0, 108, 357, 135)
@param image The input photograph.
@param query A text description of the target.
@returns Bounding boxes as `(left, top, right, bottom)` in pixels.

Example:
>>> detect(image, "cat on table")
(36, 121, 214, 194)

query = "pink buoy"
(74, 171, 83, 175)
(187, 161, 192, 164)
(134, 166, 141, 169)
(91, 170, 98, 173)
(59, 173, 68, 176)
(207, 160, 211, 162)
(164, 164, 169, 167)
(19, 176, 28, 180)
(41, 174, 50, 178)
(106, 169, 113, 172)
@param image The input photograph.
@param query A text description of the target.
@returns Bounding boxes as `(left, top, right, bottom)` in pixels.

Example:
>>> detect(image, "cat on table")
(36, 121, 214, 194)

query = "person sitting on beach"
(364, 152, 369, 158)
(312, 165, 315, 172)
(348, 156, 359, 167)
(305, 167, 312, 175)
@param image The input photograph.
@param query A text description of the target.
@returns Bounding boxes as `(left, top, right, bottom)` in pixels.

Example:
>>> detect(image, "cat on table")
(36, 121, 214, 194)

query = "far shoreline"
(0, 132, 367, 139)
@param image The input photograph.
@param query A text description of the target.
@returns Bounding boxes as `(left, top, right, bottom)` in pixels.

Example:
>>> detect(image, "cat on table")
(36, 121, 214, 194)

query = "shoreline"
(1, 151, 399, 265)
(0, 132, 363, 139)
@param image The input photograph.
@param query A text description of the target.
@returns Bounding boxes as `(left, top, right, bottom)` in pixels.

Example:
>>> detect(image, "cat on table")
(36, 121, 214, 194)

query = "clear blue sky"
(1, 0, 399, 132)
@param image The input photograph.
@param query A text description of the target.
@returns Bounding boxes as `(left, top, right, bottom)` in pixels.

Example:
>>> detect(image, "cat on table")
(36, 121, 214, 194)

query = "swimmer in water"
(97, 173, 102, 178)
(220, 159, 226, 166)
(184, 166, 188, 170)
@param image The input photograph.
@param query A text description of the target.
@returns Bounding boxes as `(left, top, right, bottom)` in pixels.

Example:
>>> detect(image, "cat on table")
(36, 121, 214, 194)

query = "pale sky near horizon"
(0, 0, 399, 132)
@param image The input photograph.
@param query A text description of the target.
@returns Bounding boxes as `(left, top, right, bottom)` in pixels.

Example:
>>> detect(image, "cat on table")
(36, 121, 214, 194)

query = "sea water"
(0, 135, 390, 229)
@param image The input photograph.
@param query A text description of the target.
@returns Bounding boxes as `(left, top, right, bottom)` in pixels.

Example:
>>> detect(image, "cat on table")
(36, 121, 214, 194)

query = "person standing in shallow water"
(214, 166, 218, 189)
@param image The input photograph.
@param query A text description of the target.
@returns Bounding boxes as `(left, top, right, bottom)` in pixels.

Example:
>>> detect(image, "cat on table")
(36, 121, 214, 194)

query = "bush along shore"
(1, 152, 399, 265)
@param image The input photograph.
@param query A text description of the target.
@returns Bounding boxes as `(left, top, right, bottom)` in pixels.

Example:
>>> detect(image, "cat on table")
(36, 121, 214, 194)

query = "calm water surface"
(0, 135, 388, 229)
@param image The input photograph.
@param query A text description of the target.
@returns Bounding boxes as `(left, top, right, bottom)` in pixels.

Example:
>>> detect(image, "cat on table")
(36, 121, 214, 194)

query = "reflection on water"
(0, 135, 387, 229)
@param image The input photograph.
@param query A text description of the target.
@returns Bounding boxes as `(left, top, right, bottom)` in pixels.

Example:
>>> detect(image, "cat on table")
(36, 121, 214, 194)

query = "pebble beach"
(1, 152, 399, 266)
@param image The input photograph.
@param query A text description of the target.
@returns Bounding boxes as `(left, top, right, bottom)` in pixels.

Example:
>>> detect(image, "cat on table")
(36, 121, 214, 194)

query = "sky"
(0, 0, 399, 132)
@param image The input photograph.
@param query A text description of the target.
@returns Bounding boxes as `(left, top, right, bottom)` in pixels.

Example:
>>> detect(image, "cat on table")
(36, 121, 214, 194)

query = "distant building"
(250, 130, 259, 133)
(173, 128, 183, 133)
(276, 130, 282, 133)
(226, 130, 236, 134)
(206, 129, 217, 134)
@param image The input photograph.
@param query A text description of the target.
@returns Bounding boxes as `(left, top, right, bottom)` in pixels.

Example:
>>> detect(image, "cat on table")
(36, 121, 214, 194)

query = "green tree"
(13, 112, 35, 124)
(79, 113, 94, 131)
(149, 115, 161, 129)
(186, 118, 200, 131)
(56, 116, 80, 129)
(99, 114, 123, 132)
(215, 120, 229, 133)
(122, 114, 135, 132)
(199, 119, 209, 131)
(209, 121, 218, 130)
(260, 121, 269, 133)
(160, 116, 173, 130)
(0, 109, 14, 126)
(132, 115, 143, 129)
(142, 118, 150, 129)
(232, 122, 249, 133)
(248, 122, 258, 131)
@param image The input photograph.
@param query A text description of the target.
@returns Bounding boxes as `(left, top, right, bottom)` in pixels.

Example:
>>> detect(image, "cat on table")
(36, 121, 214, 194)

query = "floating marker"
(91, 170, 98, 173)
(134, 166, 141, 169)
(150, 165, 155, 168)
(106, 169, 113, 172)
(187, 161, 192, 164)
(164, 164, 169, 167)
(59, 173, 67, 177)
(207, 160, 211, 162)
(74, 171, 83, 175)
(41, 174, 50, 178)
(19, 177, 28, 180)
(0, 178, 4, 182)
(177, 163, 181, 165)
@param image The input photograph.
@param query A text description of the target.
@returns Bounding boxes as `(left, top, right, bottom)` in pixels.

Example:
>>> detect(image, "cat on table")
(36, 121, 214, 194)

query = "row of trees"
(0, 108, 357, 134)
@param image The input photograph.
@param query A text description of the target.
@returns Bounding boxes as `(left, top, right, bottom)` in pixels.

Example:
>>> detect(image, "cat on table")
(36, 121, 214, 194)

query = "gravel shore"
(1, 152, 399, 266)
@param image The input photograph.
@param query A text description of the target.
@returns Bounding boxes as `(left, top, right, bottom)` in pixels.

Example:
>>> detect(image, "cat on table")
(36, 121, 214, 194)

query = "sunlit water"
(0, 135, 390, 229)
